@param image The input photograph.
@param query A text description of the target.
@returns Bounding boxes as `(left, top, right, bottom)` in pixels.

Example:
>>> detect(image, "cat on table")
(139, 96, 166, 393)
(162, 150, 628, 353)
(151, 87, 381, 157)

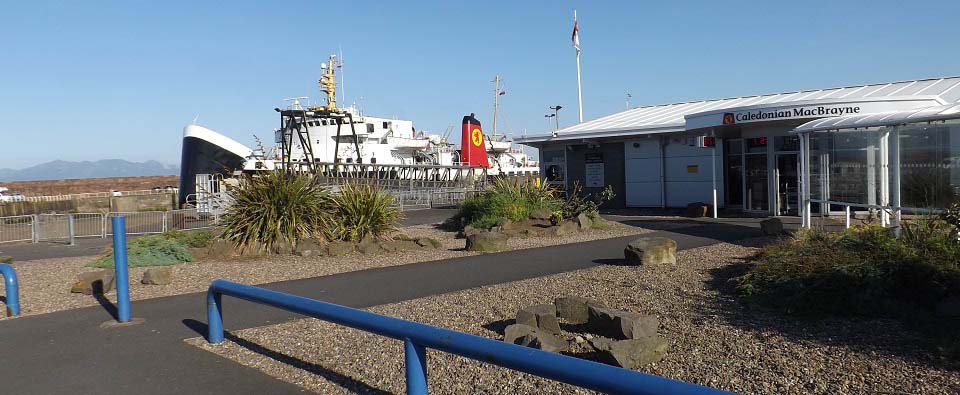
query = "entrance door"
(775, 153, 799, 216)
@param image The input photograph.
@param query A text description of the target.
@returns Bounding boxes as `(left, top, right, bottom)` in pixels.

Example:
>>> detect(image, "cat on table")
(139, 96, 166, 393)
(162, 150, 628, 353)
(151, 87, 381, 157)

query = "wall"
(0, 193, 176, 216)
(0, 175, 178, 197)
(562, 143, 627, 208)
(624, 137, 663, 207)
(661, 135, 724, 207)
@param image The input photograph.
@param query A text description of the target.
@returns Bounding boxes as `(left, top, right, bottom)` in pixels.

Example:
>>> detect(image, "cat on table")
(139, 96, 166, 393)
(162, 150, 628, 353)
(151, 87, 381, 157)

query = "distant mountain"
(0, 160, 179, 181)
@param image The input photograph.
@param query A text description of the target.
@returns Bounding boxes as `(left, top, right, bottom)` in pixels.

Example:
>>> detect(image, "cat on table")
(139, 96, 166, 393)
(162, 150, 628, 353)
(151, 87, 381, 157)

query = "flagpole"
(574, 10, 583, 123)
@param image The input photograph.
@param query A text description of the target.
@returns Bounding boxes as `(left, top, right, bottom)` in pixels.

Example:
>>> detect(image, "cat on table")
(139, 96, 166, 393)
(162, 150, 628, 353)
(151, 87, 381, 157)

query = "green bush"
(163, 229, 214, 248)
(219, 171, 332, 252)
(89, 234, 192, 268)
(737, 223, 960, 317)
(453, 178, 562, 229)
(323, 183, 401, 242)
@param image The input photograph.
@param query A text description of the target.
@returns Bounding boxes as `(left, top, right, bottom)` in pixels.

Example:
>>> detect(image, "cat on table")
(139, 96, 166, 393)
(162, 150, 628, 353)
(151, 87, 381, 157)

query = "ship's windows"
(382, 122, 388, 129)
(371, 157, 377, 164)
(367, 124, 375, 134)
(321, 120, 328, 126)
(346, 158, 353, 163)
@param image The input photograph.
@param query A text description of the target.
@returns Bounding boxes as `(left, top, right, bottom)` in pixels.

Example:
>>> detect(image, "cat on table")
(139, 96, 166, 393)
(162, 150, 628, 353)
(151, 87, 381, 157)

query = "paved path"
(0, 217, 760, 394)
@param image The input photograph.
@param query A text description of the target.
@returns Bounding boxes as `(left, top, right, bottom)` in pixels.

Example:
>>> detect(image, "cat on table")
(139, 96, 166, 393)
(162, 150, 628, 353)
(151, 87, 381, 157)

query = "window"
(898, 121, 960, 208)
(382, 122, 389, 129)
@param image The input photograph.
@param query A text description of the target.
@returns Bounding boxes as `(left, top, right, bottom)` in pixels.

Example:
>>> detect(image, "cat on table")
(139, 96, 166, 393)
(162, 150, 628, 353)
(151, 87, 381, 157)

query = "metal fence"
(0, 209, 219, 245)
(390, 187, 481, 211)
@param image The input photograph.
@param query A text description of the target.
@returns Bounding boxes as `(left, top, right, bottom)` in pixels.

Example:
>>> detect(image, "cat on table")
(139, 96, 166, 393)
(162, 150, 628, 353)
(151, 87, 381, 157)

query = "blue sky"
(1, 1, 958, 169)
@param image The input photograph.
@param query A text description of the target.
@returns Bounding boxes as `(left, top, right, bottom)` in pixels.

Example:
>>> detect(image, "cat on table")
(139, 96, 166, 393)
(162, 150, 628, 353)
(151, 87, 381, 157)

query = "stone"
(0, 256, 12, 263)
(206, 239, 234, 258)
(70, 269, 115, 295)
(141, 267, 173, 285)
(381, 239, 420, 252)
(465, 231, 510, 252)
(503, 324, 568, 353)
(326, 241, 355, 256)
(547, 220, 579, 237)
(275, 240, 295, 255)
(576, 212, 593, 231)
(554, 296, 608, 325)
(294, 239, 323, 257)
(760, 218, 784, 236)
(588, 305, 659, 339)
(935, 295, 960, 317)
(516, 304, 562, 334)
(529, 208, 553, 220)
(624, 237, 677, 266)
(497, 218, 517, 231)
(462, 225, 483, 239)
(591, 336, 668, 369)
(685, 202, 710, 218)
(415, 237, 441, 249)
(357, 237, 383, 254)
(392, 232, 415, 241)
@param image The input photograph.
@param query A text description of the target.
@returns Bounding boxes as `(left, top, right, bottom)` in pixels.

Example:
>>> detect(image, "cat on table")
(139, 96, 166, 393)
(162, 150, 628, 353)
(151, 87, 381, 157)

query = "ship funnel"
(460, 113, 489, 168)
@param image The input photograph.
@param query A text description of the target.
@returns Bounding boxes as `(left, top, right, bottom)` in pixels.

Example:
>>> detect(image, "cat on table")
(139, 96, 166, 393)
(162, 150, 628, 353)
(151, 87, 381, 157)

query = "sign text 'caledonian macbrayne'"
(723, 105, 861, 125)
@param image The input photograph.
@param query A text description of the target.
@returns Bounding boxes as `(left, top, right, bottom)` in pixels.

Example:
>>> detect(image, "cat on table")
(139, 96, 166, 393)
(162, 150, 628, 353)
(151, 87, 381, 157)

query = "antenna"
(191, 114, 199, 125)
(338, 45, 345, 106)
(283, 97, 309, 110)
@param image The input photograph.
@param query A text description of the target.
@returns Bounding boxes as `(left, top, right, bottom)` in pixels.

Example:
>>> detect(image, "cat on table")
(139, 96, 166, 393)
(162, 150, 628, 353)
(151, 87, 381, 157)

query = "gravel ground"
(0, 221, 645, 319)
(189, 240, 960, 395)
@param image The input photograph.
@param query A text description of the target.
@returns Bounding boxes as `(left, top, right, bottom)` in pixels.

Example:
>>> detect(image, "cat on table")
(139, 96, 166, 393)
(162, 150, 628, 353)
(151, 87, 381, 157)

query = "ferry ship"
(179, 54, 538, 204)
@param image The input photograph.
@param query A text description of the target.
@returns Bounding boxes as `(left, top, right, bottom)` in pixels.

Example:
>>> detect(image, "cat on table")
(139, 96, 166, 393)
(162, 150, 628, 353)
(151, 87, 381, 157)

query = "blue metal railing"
(0, 263, 21, 317)
(206, 280, 732, 395)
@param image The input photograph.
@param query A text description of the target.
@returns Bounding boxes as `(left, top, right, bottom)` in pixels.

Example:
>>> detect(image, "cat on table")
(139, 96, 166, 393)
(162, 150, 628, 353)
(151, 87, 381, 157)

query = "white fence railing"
(389, 187, 480, 211)
(0, 209, 219, 245)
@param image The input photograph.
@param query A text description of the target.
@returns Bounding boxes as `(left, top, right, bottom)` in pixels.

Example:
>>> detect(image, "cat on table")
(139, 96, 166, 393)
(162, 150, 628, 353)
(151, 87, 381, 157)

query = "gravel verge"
(188, 240, 960, 395)
(0, 221, 645, 319)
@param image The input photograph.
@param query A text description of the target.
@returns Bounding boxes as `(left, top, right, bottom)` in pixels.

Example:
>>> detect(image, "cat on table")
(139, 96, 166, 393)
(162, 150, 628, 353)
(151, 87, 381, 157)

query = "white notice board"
(585, 163, 604, 187)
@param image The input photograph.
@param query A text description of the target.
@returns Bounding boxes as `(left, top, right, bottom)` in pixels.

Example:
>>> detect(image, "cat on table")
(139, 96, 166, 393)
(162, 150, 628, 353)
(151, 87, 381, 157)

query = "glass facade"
(898, 121, 960, 208)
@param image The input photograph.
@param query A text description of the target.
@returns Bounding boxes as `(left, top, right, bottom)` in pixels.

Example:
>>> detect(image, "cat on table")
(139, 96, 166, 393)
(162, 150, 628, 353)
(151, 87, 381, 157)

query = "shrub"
(323, 183, 401, 242)
(219, 171, 332, 252)
(453, 178, 563, 229)
(89, 234, 192, 268)
(559, 182, 615, 220)
(163, 229, 214, 248)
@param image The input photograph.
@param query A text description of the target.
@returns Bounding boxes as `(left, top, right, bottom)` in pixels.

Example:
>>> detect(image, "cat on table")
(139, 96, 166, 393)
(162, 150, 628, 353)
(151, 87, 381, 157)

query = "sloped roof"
(517, 76, 960, 143)
(794, 102, 960, 133)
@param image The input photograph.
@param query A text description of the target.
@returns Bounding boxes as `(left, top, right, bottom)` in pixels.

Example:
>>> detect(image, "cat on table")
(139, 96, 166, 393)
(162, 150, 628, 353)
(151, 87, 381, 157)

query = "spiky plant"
(324, 183, 402, 242)
(219, 171, 332, 252)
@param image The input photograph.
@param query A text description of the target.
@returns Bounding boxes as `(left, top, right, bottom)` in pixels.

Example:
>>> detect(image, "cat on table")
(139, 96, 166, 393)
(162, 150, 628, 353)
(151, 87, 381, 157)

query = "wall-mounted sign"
(722, 105, 861, 125)
(585, 153, 604, 188)
(687, 165, 699, 173)
(685, 99, 938, 130)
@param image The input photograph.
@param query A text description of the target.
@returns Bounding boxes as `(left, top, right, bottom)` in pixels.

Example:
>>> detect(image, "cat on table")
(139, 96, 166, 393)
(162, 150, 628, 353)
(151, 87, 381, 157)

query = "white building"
(517, 77, 960, 222)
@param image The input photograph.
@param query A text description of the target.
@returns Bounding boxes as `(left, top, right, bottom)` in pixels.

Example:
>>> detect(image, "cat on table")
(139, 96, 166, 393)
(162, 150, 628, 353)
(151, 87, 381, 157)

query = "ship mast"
(492, 74, 500, 141)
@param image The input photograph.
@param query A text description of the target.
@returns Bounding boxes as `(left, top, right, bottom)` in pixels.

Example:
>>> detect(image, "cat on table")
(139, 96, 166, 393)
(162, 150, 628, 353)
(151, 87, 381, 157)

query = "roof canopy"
(793, 103, 960, 133)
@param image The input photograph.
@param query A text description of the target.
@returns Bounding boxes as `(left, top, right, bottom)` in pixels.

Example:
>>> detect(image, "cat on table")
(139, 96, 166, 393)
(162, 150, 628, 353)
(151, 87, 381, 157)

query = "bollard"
(111, 216, 131, 322)
(405, 338, 428, 395)
(0, 263, 20, 317)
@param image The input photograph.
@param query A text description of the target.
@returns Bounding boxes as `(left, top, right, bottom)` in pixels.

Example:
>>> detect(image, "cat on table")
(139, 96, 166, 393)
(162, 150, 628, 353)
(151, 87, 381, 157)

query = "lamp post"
(548, 105, 563, 131)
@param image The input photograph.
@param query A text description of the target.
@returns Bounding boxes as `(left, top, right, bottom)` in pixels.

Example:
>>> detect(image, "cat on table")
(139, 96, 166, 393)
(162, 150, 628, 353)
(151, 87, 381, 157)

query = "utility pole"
(492, 74, 500, 140)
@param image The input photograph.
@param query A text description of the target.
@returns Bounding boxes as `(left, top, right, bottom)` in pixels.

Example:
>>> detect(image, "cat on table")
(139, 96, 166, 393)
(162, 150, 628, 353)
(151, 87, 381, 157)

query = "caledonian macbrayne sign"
(723, 105, 862, 125)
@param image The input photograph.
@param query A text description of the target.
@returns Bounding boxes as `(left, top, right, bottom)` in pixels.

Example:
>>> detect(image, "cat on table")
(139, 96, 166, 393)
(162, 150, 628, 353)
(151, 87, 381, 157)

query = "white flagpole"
(574, 10, 583, 123)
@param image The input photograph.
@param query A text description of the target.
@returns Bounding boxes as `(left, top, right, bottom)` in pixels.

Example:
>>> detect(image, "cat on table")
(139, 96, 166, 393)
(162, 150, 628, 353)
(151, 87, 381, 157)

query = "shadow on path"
(94, 293, 119, 321)
(182, 319, 390, 395)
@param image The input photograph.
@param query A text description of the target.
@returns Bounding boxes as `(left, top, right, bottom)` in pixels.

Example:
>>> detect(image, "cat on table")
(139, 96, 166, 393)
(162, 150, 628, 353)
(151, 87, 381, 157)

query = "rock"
(935, 295, 960, 317)
(555, 296, 608, 324)
(503, 324, 568, 353)
(381, 239, 420, 252)
(760, 218, 784, 236)
(529, 208, 553, 220)
(70, 269, 115, 295)
(275, 240, 295, 255)
(294, 239, 323, 257)
(547, 220, 579, 237)
(465, 231, 510, 252)
(623, 237, 677, 266)
(574, 336, 586, 344)
(206, 239, 234, 258)
(516, 304, 562, 334)
(497, 218, 517, 231)
(0, 256, 12, 263)
(462, 225, 482, 239)
(357, 237, 382, 254)
(576, 212, 593, 231)
(392, 232, 415, 241)
(685, 202, 710, 218)
(415, 237, 441, 249)
(141, 267, 173, 285)
(593, 336, 669, 369)
(189, 247, 209, 261)
(588, 305, 659, 339)
(326, 241, 355, 256)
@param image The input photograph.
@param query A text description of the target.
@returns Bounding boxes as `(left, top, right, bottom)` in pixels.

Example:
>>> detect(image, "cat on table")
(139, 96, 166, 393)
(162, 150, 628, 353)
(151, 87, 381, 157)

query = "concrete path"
(0, 217, 761, 394)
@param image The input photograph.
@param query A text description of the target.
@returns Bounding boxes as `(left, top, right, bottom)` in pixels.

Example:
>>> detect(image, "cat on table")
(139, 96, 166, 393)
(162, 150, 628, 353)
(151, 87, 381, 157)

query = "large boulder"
(70, 269, 116, 295)
(623, 237, 677, 266)
(294, 238, 324, 257)
(760, 218, 784, 236)
(685, 202, 710, 218)
(554, 296, 608, 325)
(529, 208, 554, 221)
(587, 305, 659, 339)
(141, 267, 173, 285)
(326, 241, 356, 256)
(503, 324, 568, 353)
(576, 213, 593, 231)
(589, 336, 668, 368)
(548, 220, 579, 237)
(516, 304, 562, 334)
(357, 237, 383, 254)
(465, 231, 510, 252)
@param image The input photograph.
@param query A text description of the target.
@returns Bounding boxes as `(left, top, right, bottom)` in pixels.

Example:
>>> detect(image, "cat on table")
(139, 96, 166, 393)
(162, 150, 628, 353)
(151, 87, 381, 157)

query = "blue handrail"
(206, 279, 732, 395)
(0, 263, 20, 317)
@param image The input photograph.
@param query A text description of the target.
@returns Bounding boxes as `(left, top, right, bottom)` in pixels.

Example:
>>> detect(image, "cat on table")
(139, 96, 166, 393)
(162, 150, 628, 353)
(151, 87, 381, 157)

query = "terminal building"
(517, 77, 960, 226)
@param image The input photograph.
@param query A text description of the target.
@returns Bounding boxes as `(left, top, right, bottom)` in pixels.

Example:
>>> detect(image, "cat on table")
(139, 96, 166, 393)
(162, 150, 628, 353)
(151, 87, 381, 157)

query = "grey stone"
(294, 238, 323, 257)
(548, 220, 579, 237)
(593, 336, 668, 369)
(70, 269, 115, 295)
(206, 239, 234, 258)
(392, 232, 415, 241)
(503, 324, 568, 353)
(465, 231, 510, 252)
(0, 256, 12, 263)
(554, 296, 607, 325)
(588, 305, 659, 339)
(275, 240, 295, 255)
(462, 225, 482, 238)
(760, 218, 784, 236)
(357, 237, 383, 254)
(326, 241, 355, 256)
(936, 295, 960, 317)
(624, 237, 677, 266)
(685, 202, 709, 218)
(415, 237, 441, 249)
(141, 267, 173, 285)
(497, 218, 517, 231)
(516, 304, 561, 334)
(381, 239, 420, 252)
(576, 213, 593, 231)
(529, 208, 554, 220)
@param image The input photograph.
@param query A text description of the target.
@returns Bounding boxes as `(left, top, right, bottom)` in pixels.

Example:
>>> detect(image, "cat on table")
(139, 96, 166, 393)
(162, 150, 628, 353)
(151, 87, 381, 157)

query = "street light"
(548, 105, 562, 131)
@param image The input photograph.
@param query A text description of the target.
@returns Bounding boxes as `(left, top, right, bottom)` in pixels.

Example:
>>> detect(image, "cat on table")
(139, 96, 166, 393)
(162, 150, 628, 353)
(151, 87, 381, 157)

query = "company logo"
(722, 113, 736, 125)
(471, 128, 483, 147)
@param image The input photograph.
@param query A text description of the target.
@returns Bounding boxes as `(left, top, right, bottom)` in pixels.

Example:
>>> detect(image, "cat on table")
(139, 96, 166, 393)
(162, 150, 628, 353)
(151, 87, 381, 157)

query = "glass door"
(775, 153, 799, 215)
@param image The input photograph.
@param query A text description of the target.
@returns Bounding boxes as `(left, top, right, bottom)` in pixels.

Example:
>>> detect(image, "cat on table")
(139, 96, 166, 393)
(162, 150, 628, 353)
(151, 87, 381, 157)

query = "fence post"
(112, 216, 131, 322)
(162, 212, 168, 233)
(207, 287, 225, 343)
(31, 214, 39, 243)
(102, 213, 107, 238)
(404, 338, 428, 395)
(68, 214, 76, 246)
(0, 263, 20, 317)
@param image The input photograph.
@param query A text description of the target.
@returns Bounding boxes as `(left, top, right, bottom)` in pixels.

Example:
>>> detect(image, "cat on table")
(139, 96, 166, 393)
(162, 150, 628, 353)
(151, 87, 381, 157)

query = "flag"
(571, 18, 580, 53)
(498, 90, 506, 96)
